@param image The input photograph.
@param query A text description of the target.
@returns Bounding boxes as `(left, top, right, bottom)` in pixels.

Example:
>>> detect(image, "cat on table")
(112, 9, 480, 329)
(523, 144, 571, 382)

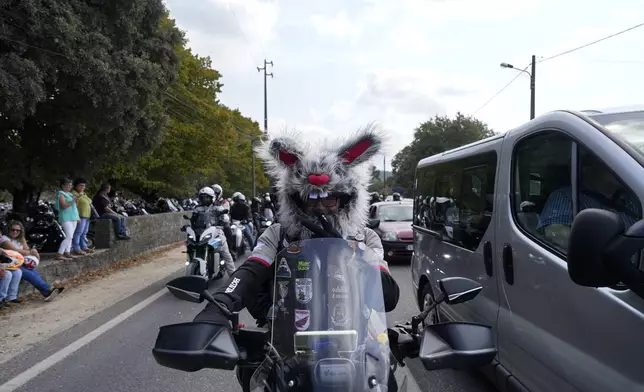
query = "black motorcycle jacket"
(194, 223, 400, 325)
(230, 202, 252, 221)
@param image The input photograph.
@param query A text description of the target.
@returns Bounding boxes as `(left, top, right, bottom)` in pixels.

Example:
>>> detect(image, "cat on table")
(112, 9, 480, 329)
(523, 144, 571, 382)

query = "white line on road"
(0, 288, 167, 392)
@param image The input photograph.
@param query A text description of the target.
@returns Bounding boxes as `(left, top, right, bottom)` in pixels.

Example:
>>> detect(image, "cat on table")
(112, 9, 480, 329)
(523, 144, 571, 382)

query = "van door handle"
(483, 241, 493, 277)
(502, 244, 514, 285)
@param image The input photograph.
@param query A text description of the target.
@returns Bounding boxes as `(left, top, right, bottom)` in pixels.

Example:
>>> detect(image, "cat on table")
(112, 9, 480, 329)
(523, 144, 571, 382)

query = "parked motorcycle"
(25, 202, 66, 252)
(179, 209, 228, 281)
(155, 239, 497, 392)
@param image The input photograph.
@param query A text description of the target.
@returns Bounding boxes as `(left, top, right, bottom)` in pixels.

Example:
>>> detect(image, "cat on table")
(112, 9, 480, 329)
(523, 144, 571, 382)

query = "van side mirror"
(367, 219, 380, 229)
(568, 209, 644, 296)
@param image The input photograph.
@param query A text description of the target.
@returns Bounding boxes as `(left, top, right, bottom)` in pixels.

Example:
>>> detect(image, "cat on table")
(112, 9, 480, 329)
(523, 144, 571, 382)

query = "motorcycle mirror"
(367, 219, 380, 229)
(419, 322, 496, 371)
(183, 214, 191, 220)
(438, 277, 482, 305)
(180, 225, 187, 232)
(166, 276, 209, 303)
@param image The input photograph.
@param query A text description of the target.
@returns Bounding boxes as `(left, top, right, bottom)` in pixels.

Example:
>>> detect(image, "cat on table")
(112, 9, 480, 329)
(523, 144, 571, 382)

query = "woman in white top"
(1, 220, 64, 302)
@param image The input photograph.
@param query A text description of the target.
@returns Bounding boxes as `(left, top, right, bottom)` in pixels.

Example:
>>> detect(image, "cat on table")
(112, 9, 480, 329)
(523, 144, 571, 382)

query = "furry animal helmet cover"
(256, 126, 384, 239)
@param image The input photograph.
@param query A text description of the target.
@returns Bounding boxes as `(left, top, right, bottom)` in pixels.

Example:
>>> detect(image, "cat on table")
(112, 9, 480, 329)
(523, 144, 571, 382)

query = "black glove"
(193, 302, 232, 327)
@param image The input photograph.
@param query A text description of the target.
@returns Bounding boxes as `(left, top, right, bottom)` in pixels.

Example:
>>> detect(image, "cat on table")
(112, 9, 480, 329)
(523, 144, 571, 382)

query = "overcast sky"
(164, 0, 644, 171)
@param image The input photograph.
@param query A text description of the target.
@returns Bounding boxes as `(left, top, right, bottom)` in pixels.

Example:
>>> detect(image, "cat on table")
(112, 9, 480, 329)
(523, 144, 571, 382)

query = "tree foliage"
(101, 32, 269, 199)
(0, 2, 269, 207)
(0, 0, 183, 211)
(391, 113, 495, 191)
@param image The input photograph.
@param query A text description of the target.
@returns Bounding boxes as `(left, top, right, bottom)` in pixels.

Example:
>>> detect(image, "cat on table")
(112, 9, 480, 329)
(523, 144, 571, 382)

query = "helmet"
(238, 194, 246, 202)
(255, 126, 383, 239)
(392, 192, 401, 201)
(198, 187, 215, 206)
(211, 184, 223, 200)
(232, 192, 242, 202)
(24, 255, 39, 269)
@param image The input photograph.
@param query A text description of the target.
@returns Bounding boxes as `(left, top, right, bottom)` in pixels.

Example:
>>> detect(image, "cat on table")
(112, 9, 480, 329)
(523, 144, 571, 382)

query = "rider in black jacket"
(230, 193, 254, 249)
(194, 128, 400, 391)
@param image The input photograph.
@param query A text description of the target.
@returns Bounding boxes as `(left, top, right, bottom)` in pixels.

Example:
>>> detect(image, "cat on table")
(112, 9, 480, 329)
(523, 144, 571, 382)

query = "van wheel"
(420, 283, 441, 324)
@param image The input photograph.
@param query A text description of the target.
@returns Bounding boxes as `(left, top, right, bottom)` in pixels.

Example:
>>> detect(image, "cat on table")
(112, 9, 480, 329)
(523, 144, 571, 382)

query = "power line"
(540, 21, 644, 63)
(472, 64, 528, 116)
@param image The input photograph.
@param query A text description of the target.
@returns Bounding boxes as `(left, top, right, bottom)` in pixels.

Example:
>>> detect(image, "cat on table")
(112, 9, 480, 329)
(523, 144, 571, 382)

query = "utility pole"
(530, 54, 536, 120)
(257, 59, 273, 133)
(253, 59, 273, 198)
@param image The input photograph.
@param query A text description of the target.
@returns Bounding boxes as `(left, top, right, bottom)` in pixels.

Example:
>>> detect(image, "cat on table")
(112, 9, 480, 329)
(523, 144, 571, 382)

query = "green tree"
(0, 0, 183, 211)
(369, 165, 381, 182)
(102, 39, 269, 199)
(391, 112, 495, 190)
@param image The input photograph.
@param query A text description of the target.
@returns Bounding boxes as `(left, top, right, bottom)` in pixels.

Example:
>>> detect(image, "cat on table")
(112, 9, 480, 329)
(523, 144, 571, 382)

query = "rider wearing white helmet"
(196, 187, 235, 276)
(210, 184, 234, 253)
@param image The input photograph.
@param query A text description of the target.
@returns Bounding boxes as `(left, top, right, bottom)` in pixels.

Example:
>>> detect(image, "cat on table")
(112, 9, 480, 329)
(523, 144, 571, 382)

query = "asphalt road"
(0, 256, 496, 392)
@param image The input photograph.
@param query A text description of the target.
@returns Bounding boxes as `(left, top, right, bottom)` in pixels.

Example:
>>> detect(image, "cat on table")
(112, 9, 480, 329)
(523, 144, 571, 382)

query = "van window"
(414, 152, 497, 252)
(513, 131, 642, 257)
(413, 166, 435, 227)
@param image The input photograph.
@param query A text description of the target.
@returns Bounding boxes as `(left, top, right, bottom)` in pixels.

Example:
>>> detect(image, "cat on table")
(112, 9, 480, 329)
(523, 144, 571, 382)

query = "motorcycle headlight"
(382, 232, 398, 241)
(263, 221, 271, 226)
(188, 234, 195, 240)
(219, 260, 225, 265)
(202, 233, 212, 242)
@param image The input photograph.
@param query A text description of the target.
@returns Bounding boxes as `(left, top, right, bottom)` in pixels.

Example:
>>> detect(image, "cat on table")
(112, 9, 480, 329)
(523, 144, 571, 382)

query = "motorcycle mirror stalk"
(411, 277, 483, 335)
(165, 275, 240, 332)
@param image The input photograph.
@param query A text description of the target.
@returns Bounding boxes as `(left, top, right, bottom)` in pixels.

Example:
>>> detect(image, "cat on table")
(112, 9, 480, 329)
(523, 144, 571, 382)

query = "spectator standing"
(72, 178, 95, 255)
(0, 221, 64, 301)
(92, 184, 130, 240)
(55, 178, 80, 260)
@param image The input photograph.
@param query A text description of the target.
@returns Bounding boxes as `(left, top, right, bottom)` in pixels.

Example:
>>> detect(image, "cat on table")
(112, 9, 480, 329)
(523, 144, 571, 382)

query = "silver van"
(410, 108, 644, 392)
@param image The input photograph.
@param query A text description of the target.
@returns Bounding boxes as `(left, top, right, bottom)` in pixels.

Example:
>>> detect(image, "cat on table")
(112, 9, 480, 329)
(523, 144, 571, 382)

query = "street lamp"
(500, 55, 536, 120)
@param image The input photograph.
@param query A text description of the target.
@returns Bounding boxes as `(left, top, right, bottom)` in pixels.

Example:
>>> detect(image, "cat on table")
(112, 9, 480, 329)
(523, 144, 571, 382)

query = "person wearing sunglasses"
(0, 220, 65, 302)
(191, 128, 401, 391)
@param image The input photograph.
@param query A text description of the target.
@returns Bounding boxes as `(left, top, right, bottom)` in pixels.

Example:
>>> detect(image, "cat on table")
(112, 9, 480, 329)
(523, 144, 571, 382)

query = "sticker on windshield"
(276, 258, 292, 278)
(277, 281, 289, 312)
(297, 260, 310, 271)
(295, 309, 310, 331)
(332, 285, 349, 300)
(332, 267, 346, 283)
(331, 304, 349, 327)
(267, 304, 276, 320)
(287, 242, 302, 254)
(295, 278, 312, 304)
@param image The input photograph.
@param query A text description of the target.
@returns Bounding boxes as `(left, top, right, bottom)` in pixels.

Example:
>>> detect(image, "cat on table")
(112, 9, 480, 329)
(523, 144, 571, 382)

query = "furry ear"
(266, 137, 302, 167)
(337, 126, 383, 167)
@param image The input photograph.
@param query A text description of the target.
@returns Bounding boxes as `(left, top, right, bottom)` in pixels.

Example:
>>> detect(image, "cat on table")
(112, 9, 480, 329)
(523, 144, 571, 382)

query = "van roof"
(416, 107, 644, 169)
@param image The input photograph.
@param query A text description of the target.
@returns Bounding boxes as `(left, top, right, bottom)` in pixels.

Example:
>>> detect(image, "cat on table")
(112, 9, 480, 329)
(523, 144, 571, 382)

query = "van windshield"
(589, 111, 644, 157)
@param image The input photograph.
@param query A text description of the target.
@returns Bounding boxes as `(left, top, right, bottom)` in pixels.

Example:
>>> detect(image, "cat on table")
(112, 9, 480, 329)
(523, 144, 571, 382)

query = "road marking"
(0, 288, 167, 392)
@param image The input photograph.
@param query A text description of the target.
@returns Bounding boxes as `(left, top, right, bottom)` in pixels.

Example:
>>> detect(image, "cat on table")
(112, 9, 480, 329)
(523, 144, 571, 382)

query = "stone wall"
(18, 212, 187, 296)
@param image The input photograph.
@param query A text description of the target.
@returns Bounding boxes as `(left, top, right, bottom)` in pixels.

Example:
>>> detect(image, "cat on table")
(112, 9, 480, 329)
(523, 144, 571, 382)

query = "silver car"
(411, 108, 644, 392)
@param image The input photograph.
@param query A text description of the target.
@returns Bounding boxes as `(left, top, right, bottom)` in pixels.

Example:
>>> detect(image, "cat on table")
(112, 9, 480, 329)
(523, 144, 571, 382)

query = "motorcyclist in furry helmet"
(194, 126, 401, 340)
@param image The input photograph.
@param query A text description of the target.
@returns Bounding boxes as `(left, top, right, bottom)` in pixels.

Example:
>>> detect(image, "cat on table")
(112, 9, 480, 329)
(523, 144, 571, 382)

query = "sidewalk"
(0, 246, 185, 365)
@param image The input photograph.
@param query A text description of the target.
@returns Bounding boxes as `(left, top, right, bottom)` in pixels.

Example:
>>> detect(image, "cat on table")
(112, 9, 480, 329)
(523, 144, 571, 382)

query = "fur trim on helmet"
(255, 125, 385, 239)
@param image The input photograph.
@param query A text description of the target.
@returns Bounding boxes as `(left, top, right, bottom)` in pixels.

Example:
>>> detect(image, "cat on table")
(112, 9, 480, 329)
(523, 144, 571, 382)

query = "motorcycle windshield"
(267, 238, 390, 391)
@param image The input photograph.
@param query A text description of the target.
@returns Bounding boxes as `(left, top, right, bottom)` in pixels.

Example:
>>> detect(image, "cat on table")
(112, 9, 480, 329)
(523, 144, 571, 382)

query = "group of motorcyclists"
(192, 184, 278, 276)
